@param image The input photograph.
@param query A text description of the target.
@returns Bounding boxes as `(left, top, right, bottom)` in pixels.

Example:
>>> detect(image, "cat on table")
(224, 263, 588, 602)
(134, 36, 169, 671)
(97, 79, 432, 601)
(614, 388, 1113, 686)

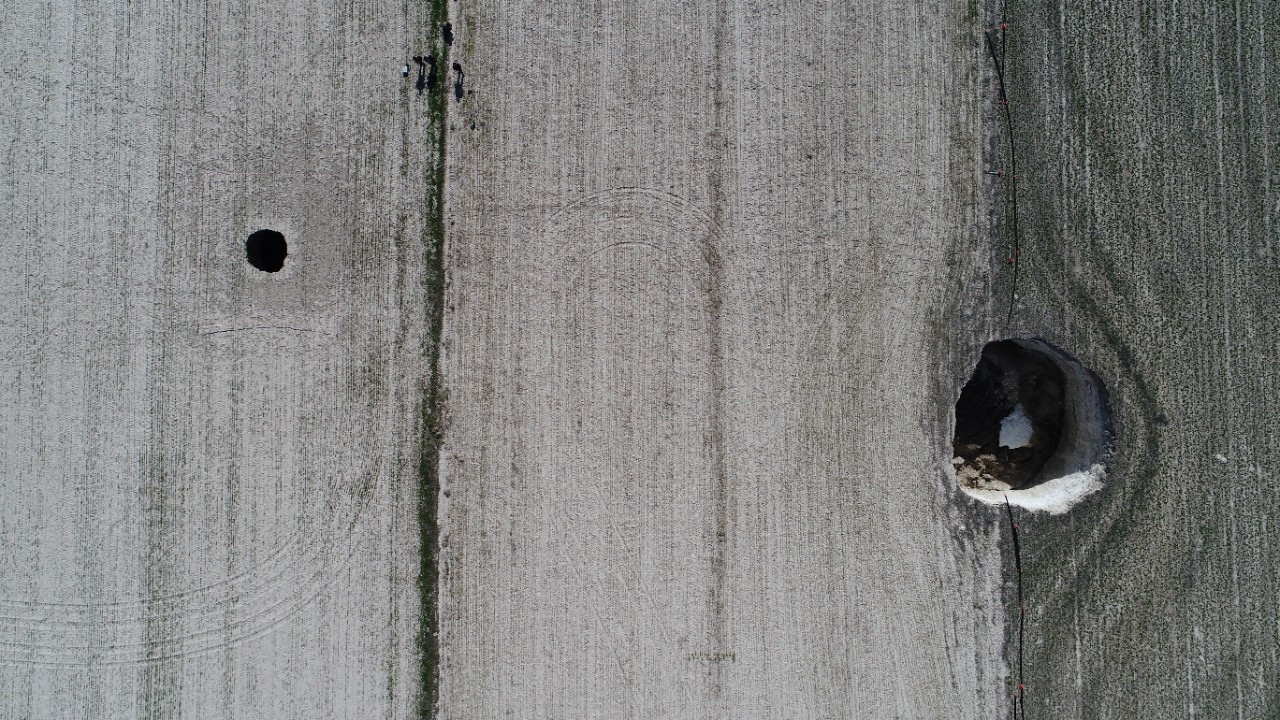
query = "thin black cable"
(1000, 0, 1008, 61)
(1005, 496, 1026, 720)
(984, 25, 1022, 332)
(993, 14, 1027, 718)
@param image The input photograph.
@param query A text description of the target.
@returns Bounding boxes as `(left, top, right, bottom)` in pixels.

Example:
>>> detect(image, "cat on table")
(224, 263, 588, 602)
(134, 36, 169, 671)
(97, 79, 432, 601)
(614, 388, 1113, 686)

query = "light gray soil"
(0, 1, 437, 717)
(434, 1, 1006, 718)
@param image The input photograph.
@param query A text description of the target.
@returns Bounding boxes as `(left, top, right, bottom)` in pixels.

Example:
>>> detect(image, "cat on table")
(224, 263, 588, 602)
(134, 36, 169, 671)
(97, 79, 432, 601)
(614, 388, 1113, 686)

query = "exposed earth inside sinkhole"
(952, 339, 1111, 513)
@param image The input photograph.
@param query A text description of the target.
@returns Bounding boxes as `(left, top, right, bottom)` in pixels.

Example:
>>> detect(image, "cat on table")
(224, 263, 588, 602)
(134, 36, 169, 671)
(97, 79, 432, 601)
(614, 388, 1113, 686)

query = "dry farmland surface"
(0, 0, 442, 716)
(434, 1, 1004, 718)
(1, 0, 1276, 719)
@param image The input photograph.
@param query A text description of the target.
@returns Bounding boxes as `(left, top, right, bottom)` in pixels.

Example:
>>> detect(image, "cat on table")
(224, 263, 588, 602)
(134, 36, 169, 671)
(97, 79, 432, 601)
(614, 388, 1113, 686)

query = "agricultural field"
(435, 0, 1004, 717)
(1001, 0, 1280, 717)
(1, 0, 440, 716)
(0, 0, 1275, 718)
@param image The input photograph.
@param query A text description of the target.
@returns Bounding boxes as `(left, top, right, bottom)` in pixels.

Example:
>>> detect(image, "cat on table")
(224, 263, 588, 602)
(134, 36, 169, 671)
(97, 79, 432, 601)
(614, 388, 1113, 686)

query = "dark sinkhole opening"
(953, 340, 1065, 490)
(952, 338, 1111, 513)
(246, 229, 287, 272)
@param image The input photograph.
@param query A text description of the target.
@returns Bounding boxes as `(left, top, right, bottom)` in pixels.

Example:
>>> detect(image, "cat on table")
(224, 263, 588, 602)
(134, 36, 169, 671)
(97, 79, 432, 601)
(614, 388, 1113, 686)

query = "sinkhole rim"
(950, 337, 1111, 515)
(246, 229, 288, 273)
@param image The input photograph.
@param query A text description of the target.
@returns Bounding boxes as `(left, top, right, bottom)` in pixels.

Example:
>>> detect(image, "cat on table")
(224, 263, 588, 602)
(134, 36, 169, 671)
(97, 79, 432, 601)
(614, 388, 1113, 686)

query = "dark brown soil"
(953, 340, 1065, 490)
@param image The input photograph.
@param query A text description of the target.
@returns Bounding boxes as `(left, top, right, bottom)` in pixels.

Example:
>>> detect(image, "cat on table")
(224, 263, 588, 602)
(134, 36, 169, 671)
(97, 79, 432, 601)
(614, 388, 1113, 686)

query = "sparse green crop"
(418, 0, 451, 717)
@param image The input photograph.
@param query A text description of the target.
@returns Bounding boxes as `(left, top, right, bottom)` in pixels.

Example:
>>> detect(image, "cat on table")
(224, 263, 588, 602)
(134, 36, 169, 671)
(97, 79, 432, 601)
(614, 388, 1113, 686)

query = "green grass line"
(417, 0, 451, 717)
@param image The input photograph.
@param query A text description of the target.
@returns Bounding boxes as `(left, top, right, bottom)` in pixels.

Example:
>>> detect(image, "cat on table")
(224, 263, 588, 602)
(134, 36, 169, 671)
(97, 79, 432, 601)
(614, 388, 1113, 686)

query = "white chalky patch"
(999, 403, 1033, 449)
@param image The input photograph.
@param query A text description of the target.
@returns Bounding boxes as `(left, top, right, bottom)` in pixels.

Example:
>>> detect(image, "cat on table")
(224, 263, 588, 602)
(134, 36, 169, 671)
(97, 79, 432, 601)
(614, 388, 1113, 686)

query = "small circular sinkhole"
(246, 229, 287, 273)
(952, 339, 1110, 514)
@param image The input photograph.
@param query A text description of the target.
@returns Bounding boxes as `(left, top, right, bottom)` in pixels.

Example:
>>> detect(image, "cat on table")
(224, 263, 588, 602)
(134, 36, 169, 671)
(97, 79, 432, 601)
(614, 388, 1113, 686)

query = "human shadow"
(411, 55, 438, 96)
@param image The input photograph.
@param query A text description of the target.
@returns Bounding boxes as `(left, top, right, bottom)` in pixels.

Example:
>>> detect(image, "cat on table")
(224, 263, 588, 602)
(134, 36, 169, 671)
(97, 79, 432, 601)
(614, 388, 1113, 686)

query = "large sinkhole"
(246, 229, 287, 273)
(952, 339, 1111, 514)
